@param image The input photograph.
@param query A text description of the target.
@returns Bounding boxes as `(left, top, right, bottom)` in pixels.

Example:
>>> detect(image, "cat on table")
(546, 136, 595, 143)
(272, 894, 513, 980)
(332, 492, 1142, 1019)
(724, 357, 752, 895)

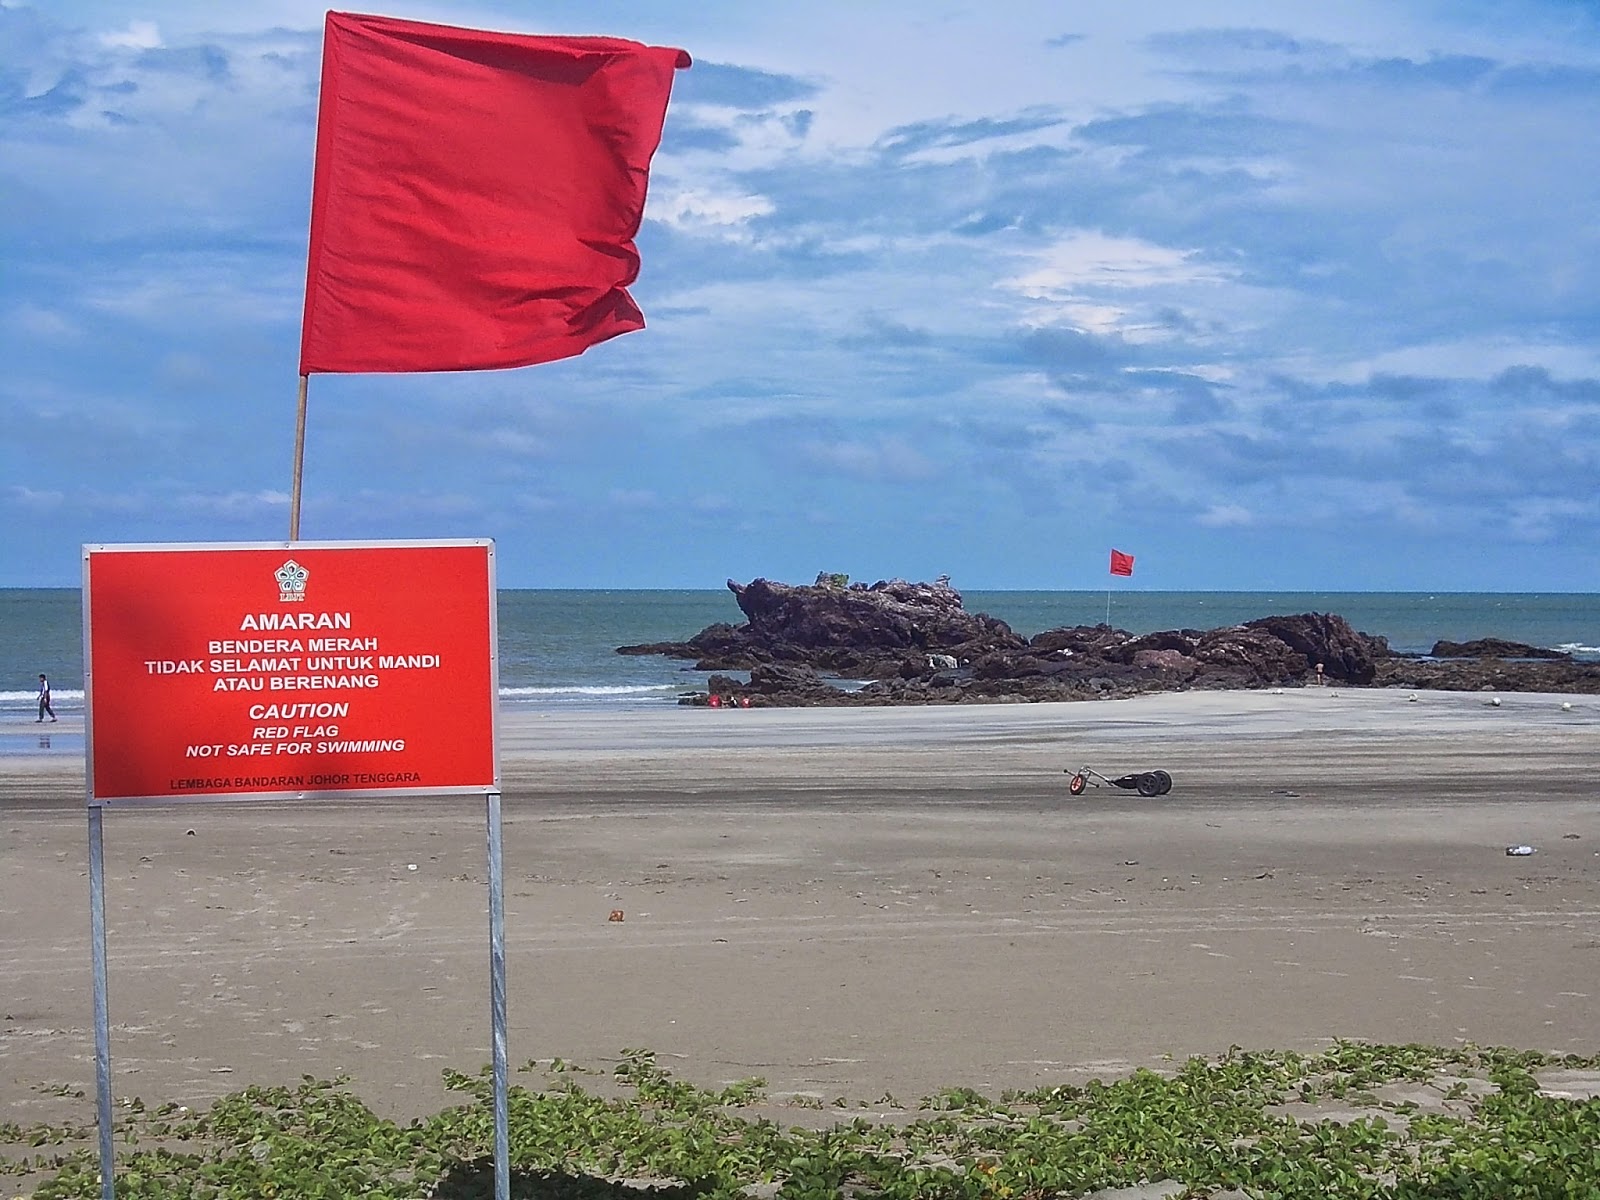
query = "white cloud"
(8, 304, 80, 341)
(5, 486, 67, 510)
(98, 19, 161, 50)
(172, 489, 288, 518)
(1328, 339, 1600, 385)
(607, 488, 661, 510)
(1196, 504, 1254, 528)
(798, 436, 935, 483)
(79, 257, 299, 329)
(649, 187, 775, 237)
(1005, 232, 1233, 300)
(1506, 496, 1596, 542)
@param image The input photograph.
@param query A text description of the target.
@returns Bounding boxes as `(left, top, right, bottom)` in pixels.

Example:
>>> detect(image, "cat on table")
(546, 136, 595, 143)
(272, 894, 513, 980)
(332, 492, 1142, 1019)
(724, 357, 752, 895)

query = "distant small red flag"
(299, 12, 690, 375)
(1109, 549, 1135, 577)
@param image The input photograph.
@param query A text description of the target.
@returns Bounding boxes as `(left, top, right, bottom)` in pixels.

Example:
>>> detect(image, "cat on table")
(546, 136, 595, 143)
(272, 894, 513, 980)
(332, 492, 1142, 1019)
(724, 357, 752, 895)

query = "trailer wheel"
(1068, 773, 1087, 796)
(1153, 770, 1172, 795)
(1136, 772, 1162, 797)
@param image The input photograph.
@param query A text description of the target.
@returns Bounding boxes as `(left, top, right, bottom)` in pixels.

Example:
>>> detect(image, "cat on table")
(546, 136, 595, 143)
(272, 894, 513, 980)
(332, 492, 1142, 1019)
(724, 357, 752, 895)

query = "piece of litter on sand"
(1506, 845, 1536, 856)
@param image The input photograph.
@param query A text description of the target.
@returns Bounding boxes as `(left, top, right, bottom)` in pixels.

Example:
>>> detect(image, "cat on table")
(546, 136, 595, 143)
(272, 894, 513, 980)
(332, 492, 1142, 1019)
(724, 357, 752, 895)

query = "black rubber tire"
(1136, 772, 1162, 797)
(1153, 770, 1172, 795)
(1068, 773, 1087, 796)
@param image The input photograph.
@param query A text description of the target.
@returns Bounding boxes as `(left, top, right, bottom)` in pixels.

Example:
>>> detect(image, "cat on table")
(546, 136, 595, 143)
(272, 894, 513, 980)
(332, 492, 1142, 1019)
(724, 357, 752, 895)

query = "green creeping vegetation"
(4, 1042, 1599, 1199)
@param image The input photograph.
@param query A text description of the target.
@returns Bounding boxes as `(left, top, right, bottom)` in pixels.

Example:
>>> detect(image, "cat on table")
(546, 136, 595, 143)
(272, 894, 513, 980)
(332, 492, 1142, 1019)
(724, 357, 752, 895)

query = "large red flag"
(299, 12, 690, 375)
(1109, 549, 1135, 577)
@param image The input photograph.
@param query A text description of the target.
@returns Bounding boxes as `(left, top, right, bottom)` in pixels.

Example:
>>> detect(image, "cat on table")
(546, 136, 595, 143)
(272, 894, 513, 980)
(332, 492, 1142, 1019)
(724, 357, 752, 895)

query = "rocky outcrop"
(1242, 613, 1388, 684)
(620, 575, 1598, 707)
(1429, 638, 1570, 661)
(1375, 657, 1600, 693)
(617, 574, 1025, 677)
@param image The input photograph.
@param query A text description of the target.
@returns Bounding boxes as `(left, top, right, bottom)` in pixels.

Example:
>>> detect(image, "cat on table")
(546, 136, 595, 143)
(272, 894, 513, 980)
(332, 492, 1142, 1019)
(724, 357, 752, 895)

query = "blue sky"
(4, 1, 1599, 590)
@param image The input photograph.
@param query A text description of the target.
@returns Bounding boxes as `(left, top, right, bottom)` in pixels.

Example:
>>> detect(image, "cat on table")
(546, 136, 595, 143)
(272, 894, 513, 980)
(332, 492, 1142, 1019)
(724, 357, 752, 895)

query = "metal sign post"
(487, 790, 509, 1200)
(88, 805, 114, 1200)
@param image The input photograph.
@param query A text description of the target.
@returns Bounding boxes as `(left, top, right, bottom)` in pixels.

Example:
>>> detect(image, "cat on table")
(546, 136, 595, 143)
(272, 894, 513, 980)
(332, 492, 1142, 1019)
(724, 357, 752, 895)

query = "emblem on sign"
(275, 559, 309, 603)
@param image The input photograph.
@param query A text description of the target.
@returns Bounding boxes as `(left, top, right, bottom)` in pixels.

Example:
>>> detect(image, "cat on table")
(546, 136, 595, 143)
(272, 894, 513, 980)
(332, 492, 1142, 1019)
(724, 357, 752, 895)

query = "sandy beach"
(3, 688, 1597, 1130)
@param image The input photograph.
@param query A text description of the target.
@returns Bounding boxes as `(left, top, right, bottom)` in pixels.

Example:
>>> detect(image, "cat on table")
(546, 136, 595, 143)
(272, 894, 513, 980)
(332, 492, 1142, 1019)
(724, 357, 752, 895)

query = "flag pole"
(1106, 588, 1111, 626)
(290, 374, 308, 541)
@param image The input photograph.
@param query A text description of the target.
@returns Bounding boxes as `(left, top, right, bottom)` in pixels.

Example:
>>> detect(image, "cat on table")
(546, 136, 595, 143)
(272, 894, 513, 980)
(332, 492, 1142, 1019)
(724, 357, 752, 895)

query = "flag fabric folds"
(1109, 549, 1135, 577)
(299, 12, 690, 375)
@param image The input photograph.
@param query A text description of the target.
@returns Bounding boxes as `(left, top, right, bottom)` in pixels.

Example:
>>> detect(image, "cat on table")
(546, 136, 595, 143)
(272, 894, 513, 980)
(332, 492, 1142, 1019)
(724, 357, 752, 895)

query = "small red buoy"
(739, 695, 751, 708)
(708, 694, 722, 708)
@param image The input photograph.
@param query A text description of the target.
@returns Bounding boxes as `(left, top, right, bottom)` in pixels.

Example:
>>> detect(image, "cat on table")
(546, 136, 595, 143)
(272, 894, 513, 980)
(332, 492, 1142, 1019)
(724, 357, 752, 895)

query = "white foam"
(499, 685, 682, 698)
(0, 689, 84, 703)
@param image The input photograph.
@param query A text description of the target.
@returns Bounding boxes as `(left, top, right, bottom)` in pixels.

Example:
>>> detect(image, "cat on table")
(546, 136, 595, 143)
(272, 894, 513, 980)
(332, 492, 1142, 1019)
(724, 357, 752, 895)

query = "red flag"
(1109, 549, 1134, 577)
(299, 12, 690, 375)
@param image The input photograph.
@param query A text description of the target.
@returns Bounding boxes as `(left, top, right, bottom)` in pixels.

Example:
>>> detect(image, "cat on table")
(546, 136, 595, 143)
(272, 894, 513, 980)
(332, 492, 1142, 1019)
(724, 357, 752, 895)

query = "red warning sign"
(84, 540, 498, 804)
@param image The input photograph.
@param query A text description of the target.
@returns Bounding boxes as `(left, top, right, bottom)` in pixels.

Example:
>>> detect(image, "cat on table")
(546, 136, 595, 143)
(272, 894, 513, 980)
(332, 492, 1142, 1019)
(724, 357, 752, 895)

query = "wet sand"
(3, 688, 1598, 1126)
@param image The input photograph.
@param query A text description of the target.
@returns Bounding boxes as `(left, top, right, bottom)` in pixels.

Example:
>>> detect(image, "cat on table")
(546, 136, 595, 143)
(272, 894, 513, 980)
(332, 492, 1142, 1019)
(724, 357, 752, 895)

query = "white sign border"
(82, 537, 501, 807)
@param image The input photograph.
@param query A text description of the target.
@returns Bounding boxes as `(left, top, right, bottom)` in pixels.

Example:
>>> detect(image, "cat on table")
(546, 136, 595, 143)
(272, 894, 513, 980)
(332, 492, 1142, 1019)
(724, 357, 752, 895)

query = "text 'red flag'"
(299, 12, 690, 375)
(1109, 549, 1135, 577)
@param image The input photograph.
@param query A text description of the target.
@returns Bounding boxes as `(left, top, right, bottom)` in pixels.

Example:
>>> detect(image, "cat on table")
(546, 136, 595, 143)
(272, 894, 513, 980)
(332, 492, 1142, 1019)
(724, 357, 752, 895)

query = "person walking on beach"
(37, 673, 56, 722)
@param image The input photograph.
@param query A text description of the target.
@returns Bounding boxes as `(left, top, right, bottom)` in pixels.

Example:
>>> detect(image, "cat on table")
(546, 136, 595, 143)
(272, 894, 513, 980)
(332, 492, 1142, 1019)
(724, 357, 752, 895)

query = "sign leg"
(487, 790, 509, 1200)
(89, 805, 116, 1200)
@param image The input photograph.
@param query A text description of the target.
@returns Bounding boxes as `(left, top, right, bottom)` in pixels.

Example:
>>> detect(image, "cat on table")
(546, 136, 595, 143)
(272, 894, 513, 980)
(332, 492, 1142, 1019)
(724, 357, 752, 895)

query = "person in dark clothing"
(37, 674, 56, 722)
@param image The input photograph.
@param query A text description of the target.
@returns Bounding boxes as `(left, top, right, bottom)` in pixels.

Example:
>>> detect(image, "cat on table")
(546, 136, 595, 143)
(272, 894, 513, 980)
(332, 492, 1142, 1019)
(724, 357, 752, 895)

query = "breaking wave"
(498, 684, 689, 707)
(0, 689, 83, 703)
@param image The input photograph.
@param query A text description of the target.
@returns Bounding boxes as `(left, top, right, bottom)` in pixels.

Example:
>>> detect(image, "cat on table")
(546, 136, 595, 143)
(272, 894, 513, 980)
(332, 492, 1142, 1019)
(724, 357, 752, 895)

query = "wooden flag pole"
(290, 374, 309, 541)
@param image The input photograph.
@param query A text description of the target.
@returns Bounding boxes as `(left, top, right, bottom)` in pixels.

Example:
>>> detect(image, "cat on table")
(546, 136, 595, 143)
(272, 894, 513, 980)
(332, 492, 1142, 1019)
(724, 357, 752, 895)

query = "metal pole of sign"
(487, 790, 509, 1200)
(88, 805, 116, 1200)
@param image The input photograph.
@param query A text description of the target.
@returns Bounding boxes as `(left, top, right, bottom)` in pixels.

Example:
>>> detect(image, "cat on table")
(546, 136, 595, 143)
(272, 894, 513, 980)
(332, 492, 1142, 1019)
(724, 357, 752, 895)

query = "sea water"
(2, 587, 1596, 719)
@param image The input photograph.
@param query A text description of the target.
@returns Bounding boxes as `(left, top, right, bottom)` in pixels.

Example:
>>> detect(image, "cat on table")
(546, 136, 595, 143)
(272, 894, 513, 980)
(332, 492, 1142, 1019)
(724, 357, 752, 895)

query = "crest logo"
(275, 559, 309, 603)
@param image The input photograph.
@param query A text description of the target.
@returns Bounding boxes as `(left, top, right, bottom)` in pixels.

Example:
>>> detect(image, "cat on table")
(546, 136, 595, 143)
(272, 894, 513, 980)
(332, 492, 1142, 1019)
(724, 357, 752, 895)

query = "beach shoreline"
(3, 688, 1597, 1132)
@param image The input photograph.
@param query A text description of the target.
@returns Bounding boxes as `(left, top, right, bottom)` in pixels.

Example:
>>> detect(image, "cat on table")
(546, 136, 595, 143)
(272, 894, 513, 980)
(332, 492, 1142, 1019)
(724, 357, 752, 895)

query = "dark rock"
(1192, 625, 1307, 683)
(1242, 612, 1381, 684)
(746, 662, 843, 697)
(1374, 657, 1600, 693)
(616, 621, 769, 669)
(684, 664, 853, 707)
(1029, 624, 1130, 657)
(1429, 638, 1570, 661)
(1132, 648, 1197, 675)
(1121, 630, 1200, 659)
(615, 640, 690, 657)
(688, 622, 762, 658)
(729, 576, 1023, 661)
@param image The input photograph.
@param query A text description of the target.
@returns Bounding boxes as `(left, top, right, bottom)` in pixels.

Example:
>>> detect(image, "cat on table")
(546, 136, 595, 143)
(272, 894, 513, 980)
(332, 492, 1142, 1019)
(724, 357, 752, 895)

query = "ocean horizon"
(3, 587, 1597, 719)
